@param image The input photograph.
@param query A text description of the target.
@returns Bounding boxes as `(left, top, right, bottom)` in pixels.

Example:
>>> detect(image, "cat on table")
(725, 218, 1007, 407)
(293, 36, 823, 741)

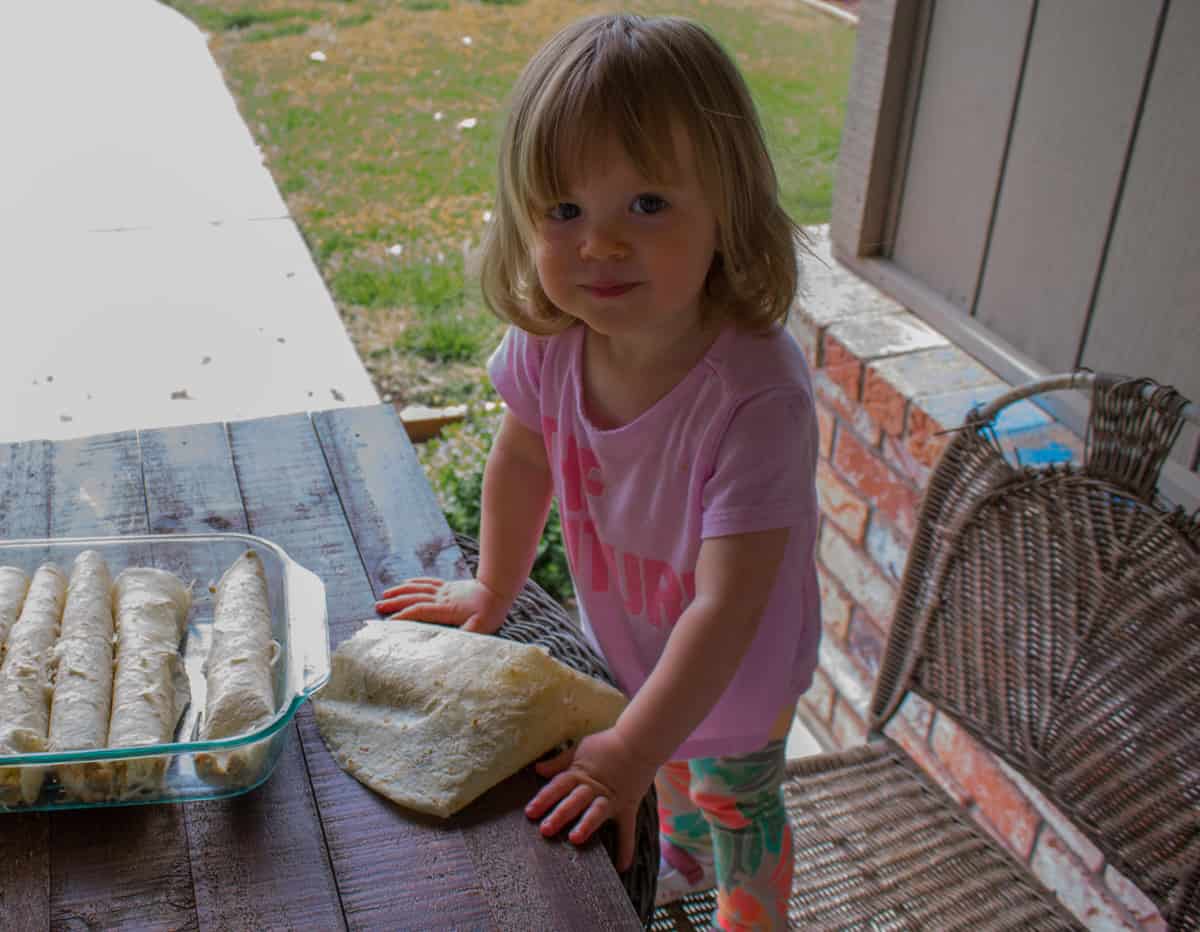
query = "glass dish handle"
(285, 560, 332, 697)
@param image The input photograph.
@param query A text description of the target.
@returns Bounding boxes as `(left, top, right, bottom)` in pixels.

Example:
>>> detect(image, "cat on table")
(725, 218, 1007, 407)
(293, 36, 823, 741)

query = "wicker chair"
(652, 373, 1200, 931)
(451, 532, 660, 925)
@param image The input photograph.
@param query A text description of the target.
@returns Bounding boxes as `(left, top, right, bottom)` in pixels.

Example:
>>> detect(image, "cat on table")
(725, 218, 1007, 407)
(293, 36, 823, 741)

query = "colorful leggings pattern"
(655, 740, 792, 931)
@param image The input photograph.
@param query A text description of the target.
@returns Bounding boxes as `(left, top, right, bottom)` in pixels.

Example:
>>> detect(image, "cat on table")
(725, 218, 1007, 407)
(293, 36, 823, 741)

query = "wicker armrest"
(451, 533, 659, 925)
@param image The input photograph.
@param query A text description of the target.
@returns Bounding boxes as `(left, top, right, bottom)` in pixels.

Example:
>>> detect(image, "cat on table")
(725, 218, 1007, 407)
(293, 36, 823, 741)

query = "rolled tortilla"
(0, 566, 31, 657)
(314, 622, 628, 818)
(47, 551, 116, 801)
(196, 550, 278, 786)
(0, 563, 68, 806)
(107, 567, 192, 798)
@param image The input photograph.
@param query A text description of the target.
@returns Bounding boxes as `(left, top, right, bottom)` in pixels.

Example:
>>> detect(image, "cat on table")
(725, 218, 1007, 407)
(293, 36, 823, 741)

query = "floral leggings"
(655, 740, 792, 931)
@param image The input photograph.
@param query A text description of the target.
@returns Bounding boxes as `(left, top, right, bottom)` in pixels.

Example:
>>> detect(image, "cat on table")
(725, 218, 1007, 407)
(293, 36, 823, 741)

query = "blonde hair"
(478, 13, 804, 335)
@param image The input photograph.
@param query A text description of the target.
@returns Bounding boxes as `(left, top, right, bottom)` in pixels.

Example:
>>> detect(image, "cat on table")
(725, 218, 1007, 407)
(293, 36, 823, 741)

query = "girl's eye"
(632, 194, 668, 215)
(547, 203, 580, 221)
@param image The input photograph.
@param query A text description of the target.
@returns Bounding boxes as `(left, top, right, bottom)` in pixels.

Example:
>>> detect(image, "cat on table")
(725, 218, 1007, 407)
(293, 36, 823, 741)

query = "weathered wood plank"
(46, 430, 198, 932)
(315, 406, 641, 930)
(311, 405, 462, 597)
(139, 422, 346, 932)
(1082, 0, 1199, 472)
(228, 412, 495, 930)
(0, 440, 51, 931)
(890, 0, 1033, 310)
(0, 440, 51, 541)
(457, 770, 644, 931)
(975, 0, 1162, 370)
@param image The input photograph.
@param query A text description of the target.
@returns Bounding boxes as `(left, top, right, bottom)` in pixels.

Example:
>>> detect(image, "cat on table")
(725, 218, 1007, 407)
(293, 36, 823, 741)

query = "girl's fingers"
(383, 580, 441, 593)
(566, 795, 612, 846)
(375, 593, 429, 614)
(378, 581, 441, 600)
(538, 784, 597, 838)
(394, 603, 469, 625)
(525, 772, 577, 821)
(381, 578, 443, 594)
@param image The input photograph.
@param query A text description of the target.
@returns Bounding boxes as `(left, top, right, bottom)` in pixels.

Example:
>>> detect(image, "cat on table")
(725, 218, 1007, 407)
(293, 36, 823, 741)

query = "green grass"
(168, 0, 855, 405)
(332, 259, 463, 311)
(162, 1, 321, 32)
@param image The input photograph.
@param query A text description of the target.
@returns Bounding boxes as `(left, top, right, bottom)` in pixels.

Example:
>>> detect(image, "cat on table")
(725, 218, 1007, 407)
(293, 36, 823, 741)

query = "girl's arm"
(376, 411, 553, 633)
(477, 411, 556, 607)
(527, 526, 790, 870)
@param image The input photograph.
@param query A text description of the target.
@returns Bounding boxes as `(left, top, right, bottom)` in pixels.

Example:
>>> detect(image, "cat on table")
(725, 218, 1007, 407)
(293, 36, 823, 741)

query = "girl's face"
(531, 128, 718, 345)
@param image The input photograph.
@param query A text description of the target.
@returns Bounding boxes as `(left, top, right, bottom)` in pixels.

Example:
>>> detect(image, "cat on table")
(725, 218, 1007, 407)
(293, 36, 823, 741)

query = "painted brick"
(968, 802, 1019, 859)
(1104, 866, 1166, 931)
(861, 366, 910, 437)
(801, 666, 836, 725)
(822, 343, 864, 402)
(817, 565, 853, 643)
(816, 403, 835, 459)
(1032, 828, 1140, 931)
(898, 693, 934, 741)
(913, 383, 1050, 437)
(824, 313, 948, 365)
(905, 403, 953, 470)
(834, 429, 921, 539)
(788, 314, 821, 365)
(1006, 423, 1085, 469)
(818, 637, 872, 720)
(817, 460, 870, 543)
(819, 523, 898, 629)
(867, 345, 1000, 401)
(793, 225, 907, 329)
(1000, 761, 1104, 872)
(831, 696, 868, 749)
(846, 608, 885, 681)
(865, 515, 910, 586)
(883, 431, 935, 490)
(884, 715, 970, 807)
(931, 715, 1039, 861)
(814, 370, 883, 447)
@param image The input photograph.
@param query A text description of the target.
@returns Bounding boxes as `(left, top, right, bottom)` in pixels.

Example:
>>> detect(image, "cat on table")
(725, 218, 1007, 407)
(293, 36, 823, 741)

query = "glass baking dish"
(0, 532, 330, 812)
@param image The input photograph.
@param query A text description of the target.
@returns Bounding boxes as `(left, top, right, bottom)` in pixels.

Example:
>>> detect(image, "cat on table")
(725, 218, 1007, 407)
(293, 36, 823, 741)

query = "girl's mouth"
(583, 282, 638, 298)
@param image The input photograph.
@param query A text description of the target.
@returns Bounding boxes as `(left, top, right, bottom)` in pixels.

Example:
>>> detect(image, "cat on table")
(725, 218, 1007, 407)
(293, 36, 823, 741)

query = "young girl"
(376, 14, 821, 930)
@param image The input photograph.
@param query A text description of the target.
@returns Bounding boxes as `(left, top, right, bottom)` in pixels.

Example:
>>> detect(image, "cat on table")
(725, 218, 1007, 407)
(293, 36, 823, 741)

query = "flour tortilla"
(106, 567, 192, 798)
(0, 566, 30, 657)
(314, 621, 628, 818)
(196, 550, 279, 786)
(48, 551, 117, 801)
(0, 564, 68, 805)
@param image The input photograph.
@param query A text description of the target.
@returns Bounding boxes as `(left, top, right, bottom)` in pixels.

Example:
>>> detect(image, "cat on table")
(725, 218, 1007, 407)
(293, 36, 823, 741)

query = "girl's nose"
(579, 226, 630, 261)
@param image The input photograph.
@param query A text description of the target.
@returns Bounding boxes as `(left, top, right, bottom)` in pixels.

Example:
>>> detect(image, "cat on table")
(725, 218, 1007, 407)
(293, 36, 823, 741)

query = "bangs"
(509, 21, 706, 222)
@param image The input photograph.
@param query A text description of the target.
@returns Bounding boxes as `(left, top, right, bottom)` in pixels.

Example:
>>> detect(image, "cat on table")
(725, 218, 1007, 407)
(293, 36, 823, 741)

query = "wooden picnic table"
(0, 404, 641, 931)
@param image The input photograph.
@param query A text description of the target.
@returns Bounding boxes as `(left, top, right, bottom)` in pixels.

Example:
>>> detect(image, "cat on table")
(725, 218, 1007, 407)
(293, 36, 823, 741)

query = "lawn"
(163, 0, 856, 408)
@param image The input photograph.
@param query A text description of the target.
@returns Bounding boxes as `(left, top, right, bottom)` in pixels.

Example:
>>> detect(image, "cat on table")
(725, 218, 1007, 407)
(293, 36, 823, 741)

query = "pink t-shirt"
(488, 322, 821, 759)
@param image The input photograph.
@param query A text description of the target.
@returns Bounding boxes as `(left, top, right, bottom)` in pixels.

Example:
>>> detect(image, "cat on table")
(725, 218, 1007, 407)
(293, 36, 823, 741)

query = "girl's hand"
(525, 728, 659, 872)
(374, 577, 509, 635)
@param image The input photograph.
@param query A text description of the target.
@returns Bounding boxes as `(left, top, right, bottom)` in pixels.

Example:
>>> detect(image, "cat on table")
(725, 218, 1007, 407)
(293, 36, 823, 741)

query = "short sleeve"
(701, 390, 819, 539)
(487, 326, 546, 433)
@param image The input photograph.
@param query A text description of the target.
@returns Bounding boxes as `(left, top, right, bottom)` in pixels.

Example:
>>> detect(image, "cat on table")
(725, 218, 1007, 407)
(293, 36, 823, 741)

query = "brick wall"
(789, 226, 1166, 931)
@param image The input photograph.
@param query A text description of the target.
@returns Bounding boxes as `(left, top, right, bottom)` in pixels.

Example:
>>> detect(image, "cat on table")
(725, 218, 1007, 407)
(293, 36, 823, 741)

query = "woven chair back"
(870, 376, 1200, 930)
